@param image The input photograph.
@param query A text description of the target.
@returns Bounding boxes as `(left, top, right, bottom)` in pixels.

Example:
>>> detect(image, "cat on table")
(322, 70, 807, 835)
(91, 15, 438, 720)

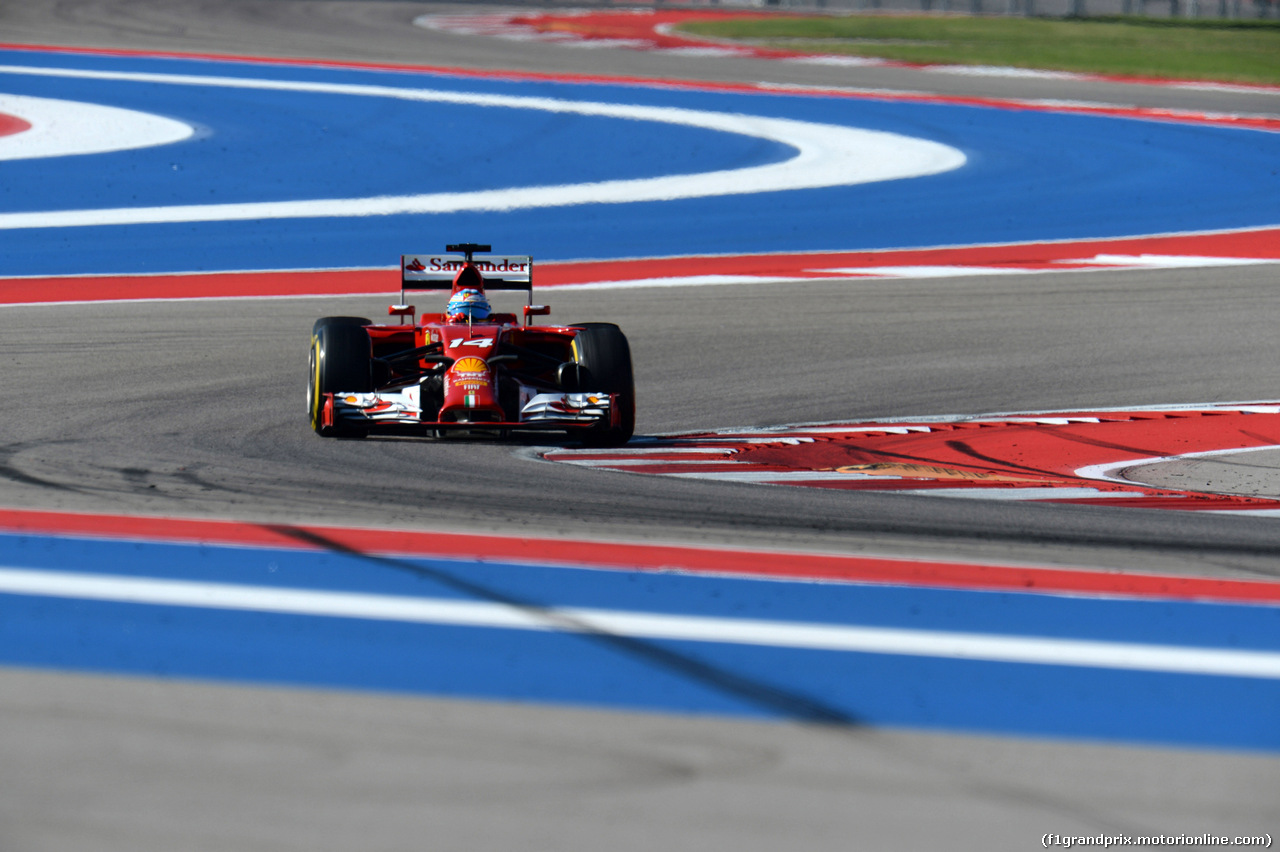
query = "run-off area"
(2, 529, 1277, 752)
(0, 49, 1277, 276)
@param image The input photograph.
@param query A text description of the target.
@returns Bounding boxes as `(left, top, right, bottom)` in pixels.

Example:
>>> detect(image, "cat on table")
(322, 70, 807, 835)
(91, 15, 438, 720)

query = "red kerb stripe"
(0, 508, 1277, 605)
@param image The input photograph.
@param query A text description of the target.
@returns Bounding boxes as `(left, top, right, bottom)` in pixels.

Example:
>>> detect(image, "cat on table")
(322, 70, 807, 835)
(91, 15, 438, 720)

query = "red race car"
(308, 244, 634, 445)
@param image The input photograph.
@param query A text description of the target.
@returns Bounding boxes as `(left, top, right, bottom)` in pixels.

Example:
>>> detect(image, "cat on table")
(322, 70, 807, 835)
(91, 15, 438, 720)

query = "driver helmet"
(445, 288, 491, 322)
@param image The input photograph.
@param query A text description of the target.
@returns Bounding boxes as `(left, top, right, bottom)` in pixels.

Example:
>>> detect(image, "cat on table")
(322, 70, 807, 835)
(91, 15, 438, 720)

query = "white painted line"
(2, 567, 1277, 679)
(656, 47, 753, 58)
(0, 93, 193, 160)
(664, 471, 871, 482)
(1170, 82, 1280, 97)
(544, 447, 734, 457)
(815, 265, 1039, 278)
(927, 65, 1085, 81)
(617, 437, 813, 445)
(790, 425, 934, 434)
(712, 425, 933, 435)
(1062, 254, 1278, 268)
(0, 65, 966, 229)
(544, 275, 798, 290)
(559, 39, 652, 50)
(1207, 508, 1280, 517)
(785, 56, 889, 68)
(998, 417, 1102, 425)
(686, 402, 1280, 436)
(896, 487, 1148, 500)
(552, 458, 741, 468)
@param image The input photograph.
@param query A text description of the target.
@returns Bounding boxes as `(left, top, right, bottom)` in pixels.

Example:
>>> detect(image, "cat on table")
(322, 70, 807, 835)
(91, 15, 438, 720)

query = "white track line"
(0, 64, 965, 229)
(0, 93, 192, 160)
(1, 566, 1277, 678)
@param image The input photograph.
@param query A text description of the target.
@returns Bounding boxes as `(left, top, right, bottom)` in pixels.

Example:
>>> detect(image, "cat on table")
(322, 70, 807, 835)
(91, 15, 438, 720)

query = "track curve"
(2, 3, 1279, 850)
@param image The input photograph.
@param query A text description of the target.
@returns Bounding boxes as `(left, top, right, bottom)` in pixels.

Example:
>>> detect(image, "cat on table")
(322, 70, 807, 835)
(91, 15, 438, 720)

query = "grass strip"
(676, 15, 1280, 84)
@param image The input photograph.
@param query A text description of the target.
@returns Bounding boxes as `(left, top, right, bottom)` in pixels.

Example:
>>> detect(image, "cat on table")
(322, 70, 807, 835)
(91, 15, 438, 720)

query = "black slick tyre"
(569, 323, 635, 446)
(311, 316, 371, 334)
(309, 317, 373, 438)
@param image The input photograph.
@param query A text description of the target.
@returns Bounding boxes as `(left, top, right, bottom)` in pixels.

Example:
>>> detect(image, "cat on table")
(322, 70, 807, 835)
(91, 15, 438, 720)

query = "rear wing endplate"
(401, 254, 533, 299)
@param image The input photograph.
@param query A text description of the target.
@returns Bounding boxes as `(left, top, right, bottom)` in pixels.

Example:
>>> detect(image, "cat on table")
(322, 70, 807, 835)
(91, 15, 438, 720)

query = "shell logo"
(454, 357, 488, 374)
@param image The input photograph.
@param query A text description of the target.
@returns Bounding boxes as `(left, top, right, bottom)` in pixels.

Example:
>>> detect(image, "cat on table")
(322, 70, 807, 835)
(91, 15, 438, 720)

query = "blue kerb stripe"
(0, 531, 1277, 751)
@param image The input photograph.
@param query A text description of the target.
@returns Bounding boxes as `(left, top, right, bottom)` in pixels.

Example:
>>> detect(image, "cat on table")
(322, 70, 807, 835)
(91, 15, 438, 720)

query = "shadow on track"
(267, 523, 861, 726)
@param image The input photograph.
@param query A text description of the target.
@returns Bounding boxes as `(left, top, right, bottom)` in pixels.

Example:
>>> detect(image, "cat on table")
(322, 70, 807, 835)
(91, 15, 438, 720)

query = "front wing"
(319, 387, 621, 434)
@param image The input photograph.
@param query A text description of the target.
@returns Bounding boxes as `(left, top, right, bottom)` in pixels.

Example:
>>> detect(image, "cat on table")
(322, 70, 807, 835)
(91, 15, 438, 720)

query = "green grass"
(676, 15, 1280, 84)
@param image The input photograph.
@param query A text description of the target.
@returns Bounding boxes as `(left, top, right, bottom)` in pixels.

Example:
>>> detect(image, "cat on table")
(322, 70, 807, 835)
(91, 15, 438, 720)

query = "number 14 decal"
(449, 337, 494, 348)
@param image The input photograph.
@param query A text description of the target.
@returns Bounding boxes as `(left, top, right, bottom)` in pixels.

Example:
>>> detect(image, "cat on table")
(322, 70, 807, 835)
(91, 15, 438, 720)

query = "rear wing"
(401, 253, 533, 301)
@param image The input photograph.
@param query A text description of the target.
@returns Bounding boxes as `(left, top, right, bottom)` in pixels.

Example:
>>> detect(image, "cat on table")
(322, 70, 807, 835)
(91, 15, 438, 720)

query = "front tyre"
(569, 323, 635, 447)
(309, 318, 373, 438)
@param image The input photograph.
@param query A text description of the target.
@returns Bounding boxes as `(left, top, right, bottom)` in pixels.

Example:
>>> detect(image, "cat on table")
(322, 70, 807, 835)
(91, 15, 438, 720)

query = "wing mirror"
(389, 304, 415, 324)
(523, 304, 550, 326)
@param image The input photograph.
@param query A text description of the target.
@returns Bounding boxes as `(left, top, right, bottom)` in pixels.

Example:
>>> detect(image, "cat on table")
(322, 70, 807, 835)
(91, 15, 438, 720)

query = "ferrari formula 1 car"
(308, 244, 635, 446)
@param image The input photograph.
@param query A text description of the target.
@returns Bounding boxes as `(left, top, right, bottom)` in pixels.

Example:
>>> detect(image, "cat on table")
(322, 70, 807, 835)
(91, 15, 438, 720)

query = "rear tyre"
(569, 323, 635, 447)
(309, 318, 373, 438)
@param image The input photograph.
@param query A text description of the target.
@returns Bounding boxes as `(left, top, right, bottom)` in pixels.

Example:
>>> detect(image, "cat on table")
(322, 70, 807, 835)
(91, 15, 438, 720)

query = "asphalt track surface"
(2, 2, 1280, 850)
